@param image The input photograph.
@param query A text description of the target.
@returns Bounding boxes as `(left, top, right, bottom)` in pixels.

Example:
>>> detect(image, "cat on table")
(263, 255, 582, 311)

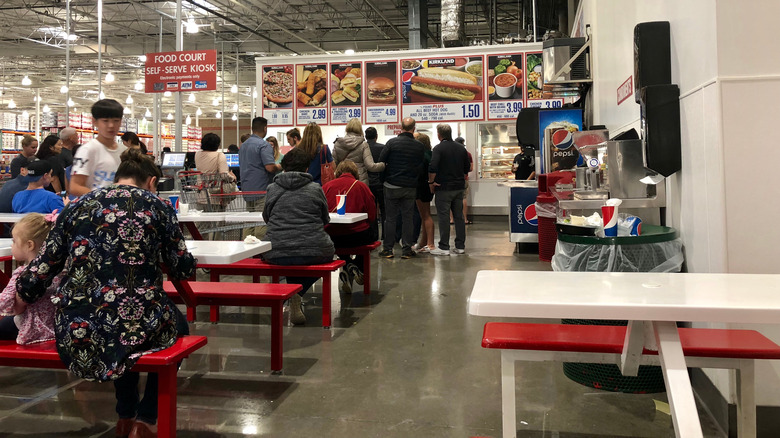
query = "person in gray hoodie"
(263, 147, 335, 325)
(332, 118, 385, 184)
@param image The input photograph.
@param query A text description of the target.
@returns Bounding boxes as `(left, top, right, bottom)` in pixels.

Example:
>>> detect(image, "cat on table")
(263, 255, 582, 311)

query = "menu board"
(364, 61, 399, 124)
(261, 65, 294, 126)
(525, 52, 544, 102)
(400, 56, 485, 122)
(295, 63, 329, 125)
(329, 62, 363, 125)
(486, 54, 525, 120)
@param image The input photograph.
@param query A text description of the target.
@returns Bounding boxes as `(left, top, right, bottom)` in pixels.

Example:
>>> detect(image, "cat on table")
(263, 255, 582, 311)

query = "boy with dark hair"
(69, 99, 127, 196)
(12, 160, 65, 214)
(262, 147, 334, 325)
(286, 128, 301, 147)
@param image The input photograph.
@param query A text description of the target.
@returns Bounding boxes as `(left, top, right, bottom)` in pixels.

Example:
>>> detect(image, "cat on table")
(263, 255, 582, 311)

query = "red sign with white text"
(144, 50, 217, 93)
(617, 76, 633, 105)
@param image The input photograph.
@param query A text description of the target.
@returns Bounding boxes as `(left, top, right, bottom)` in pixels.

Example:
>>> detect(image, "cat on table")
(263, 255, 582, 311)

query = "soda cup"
(169, 195, 179, 213)
(626, 216, 642, 236)
(602, 205, 617, 237)
(336, 194, 347, 215)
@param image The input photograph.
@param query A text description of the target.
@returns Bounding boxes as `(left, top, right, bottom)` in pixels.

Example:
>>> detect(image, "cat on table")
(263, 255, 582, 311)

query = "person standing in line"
(266, 136, 283, 164)
(377, 117, 426, 259)
(428, 124, 470, 256)
(69, 99, 128, 197)
(240, 117, 281, 239)
(413, 133, 435, 253)
(56, 127, 79, 169)
(239, 134, 251, 145)
(11, 135, 38, 179)
(295, 122, 334, 186)
(512, 143, 536, 180)
(286, 128, 301, 147)
(453, 137, 474, 224)
(332, 118, 385, 184)
(365, 126, 386, 240)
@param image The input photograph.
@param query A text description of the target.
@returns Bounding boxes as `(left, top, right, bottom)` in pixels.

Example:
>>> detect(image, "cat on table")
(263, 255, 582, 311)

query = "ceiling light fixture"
(344, 49, 355, 55)
(196, 108, 203, 116)
(60, 85, 68, 93)
(215, 111, 221, 119)
(230, 84, 238, 93)
(185, 115, 192, 125)
(134, 81, 143, 91)
(123, 107, 131, 114)
(21, 76, 32, 86)
(67, 99, 75, 107)
(43, 104, 51, 113)
(188, 93, 196, 102)
(139, 55, 147, 62)
(105, 72, 115, 82)
(163, 91, 172, 97)
(232, 103, 238, 111)
(21, 110, 29, 118)
(231, 113, 237, 121)
(144, 108, 152, 118)
(7, 100, 16, 109)
(212, 98, 219, 106)
(167, 113, 173, 120)
(99, 91, 106, 100)
(126, 95, 133, 104)
(253, 89, 258, 98)
(186, 18, 199, 34)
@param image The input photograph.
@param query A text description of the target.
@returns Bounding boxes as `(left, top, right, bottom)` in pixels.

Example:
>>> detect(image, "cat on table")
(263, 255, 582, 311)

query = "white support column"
(174, 0, 183, 152)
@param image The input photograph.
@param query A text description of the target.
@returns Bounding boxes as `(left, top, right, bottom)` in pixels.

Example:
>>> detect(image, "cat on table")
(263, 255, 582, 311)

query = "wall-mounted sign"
(295, 64, 329, 125)
(330, 62, 363, 125)
(365, 61, 399, 124)
(261, 65, 294, 126)
(487, 53, 525, 120)
(144, 50, 217, 93)
(617, 76, 633, 105)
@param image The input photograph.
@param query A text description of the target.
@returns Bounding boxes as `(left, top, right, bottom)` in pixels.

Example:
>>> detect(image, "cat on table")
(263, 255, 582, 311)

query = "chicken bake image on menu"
(296, 64, 328, 107)
(401, 56, 483, 103)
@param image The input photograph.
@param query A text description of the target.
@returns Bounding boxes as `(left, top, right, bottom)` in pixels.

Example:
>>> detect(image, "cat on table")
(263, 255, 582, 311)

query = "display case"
(477, 121, 522, 179)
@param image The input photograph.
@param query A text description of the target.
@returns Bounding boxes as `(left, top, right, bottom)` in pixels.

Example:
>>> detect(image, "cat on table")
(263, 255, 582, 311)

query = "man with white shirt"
(69, 99, 127, 197)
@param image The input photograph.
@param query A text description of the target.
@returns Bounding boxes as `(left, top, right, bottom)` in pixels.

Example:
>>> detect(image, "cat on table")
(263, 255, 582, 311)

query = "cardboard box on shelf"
(1, 113, 17, 131)
(16, 115, 30, 131)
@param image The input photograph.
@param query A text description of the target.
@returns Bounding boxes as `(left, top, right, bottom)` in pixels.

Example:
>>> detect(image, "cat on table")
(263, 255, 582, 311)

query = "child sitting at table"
(0, 213, 59, 344)
(262, 147, 334, 325)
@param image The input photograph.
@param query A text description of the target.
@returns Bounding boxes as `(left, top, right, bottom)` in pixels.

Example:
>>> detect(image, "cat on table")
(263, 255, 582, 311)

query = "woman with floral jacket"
(16, 148, 196, 437)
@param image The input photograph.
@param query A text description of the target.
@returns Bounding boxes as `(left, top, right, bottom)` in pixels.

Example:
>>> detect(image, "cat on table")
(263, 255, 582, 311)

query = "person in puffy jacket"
(263, 147, 335, 325)
(332, 118, 385, 184)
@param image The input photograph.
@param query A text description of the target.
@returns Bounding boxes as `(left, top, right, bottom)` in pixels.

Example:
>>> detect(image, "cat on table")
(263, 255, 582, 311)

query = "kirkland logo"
(195, 81, 208, 89)
(181, 81, 193, 90)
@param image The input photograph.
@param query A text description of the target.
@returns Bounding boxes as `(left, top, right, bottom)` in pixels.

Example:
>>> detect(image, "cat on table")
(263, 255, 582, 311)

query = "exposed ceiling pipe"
(441, 0, 465, 47)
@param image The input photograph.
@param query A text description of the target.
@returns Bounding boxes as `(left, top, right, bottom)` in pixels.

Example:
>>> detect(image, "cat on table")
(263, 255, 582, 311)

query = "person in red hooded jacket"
(322, 159, 377, 294)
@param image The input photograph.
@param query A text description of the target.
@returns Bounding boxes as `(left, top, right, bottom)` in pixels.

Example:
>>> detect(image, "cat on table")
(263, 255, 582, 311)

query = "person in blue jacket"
(12, 160, 65, 214)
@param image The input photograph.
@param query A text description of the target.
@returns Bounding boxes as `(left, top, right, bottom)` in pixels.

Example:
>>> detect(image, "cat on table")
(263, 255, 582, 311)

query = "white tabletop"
(222, 212, 368, 224)
(469, 271, 780, 324)
(0, 238, 11, 257)
(0, 213, 25, 223)
(185, 240, 271, 264)
(176, 212, 227, 222)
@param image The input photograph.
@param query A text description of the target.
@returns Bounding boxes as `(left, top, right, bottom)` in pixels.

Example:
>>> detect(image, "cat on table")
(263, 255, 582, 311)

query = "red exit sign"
(617, 76, 633, 105)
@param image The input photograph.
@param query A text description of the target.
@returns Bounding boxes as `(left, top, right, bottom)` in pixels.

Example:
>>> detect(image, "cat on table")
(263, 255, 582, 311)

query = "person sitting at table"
(0, 213, 59, 344)
(262, 147, 334, 325)
(12, 160, 66, 214)
(322, 160, 377, 294)
(16, 148, 196, 438)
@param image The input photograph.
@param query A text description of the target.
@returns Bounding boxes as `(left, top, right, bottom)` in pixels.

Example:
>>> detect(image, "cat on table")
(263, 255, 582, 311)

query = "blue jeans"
(265, 255, 334, 295)
(114, 304, 189, 425)
(434, 189, 466, 250)
(383, 186, 416, 252)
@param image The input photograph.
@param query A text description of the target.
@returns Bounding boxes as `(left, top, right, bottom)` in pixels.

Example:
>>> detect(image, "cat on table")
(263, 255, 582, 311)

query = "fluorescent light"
(144, 108, 152, 117)
(22, 76, 32, 86)
(43, 104, 50, 112)
(212, 98, 219, 106)
(99, 91, 106, 100)
(7, 100, 16, 109)
(188, 93, 196, 102)
(186, 18, 199, 34)
(126, 95, 133, 104)
(139, 55, 147, 62)
(134, 81, 143, 91)
(215, 111, 221, 119)
(164, 91, 172, 97)
(230, 84, 238, 93)
(60, 85, 68, 93)
(105, 72, 115, 82)
(167, 113, 173, 120)
(231, 113, 237, 121)
(33, 96, 38, 102)
(67, 99, 75, 107)
(344, 49, 355, 55)
(196, 108, 203, 116)
(185, 115, 192, 125)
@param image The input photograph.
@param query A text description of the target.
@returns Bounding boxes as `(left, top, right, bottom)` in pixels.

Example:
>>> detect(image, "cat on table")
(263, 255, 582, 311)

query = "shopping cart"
(208, 191, 266, 240)
(177, 170, 235, 212)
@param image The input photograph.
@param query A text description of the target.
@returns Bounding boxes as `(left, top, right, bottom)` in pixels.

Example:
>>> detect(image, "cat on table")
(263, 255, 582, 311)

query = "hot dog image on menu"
(401, 56, 483, 103)
(296, 64, 328, 107)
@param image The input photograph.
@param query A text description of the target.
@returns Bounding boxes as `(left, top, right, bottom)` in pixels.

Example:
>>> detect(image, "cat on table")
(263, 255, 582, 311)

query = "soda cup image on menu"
(602, 205, 617, 237)
(169, 195, 179, 213)
(336, 195, 347, 215)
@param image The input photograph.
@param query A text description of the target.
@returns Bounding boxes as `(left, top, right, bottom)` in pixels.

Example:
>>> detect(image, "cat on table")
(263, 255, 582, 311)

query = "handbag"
(320, 146, 336, 185)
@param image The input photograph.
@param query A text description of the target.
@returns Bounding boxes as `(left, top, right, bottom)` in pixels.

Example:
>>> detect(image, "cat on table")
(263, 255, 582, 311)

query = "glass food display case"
(477, 122, 522, 179)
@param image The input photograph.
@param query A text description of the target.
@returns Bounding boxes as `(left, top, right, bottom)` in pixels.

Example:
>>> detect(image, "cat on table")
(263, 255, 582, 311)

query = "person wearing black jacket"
(428, 124, 470, 256)
(365, 127, 386, 239)
(377, 117, 425, 259)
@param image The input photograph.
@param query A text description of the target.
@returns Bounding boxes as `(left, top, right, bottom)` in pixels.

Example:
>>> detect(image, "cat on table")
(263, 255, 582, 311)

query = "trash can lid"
(557, 225, 678, 245)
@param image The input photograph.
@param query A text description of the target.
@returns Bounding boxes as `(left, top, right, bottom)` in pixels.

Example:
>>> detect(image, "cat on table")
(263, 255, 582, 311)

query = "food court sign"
(144, 50, 217, 93)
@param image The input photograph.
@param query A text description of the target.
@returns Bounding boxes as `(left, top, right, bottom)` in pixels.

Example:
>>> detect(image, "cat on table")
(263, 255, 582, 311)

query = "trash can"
(552, 225, 684, 393)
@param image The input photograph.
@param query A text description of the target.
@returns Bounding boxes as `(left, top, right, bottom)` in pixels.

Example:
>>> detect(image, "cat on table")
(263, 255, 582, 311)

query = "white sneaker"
(451, 248, 466, 255)
(429, 248, 450, 256)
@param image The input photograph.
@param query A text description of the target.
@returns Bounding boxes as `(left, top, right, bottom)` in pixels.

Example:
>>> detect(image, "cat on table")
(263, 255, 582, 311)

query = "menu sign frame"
(295, 63, 329, 125)
(261, 64, 294, 127)
(486, 53, 526, 121)
(329, 62, 363, 125)
(364, 60, 400, 124)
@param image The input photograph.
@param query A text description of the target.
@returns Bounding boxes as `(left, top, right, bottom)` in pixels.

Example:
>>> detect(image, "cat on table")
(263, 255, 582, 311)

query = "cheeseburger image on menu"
(367, 77, 396, 104)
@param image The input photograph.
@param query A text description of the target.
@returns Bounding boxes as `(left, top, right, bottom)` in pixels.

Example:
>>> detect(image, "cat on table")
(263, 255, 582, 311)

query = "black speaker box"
(634, 21, 671, 103)
(640, 84, 681, 177)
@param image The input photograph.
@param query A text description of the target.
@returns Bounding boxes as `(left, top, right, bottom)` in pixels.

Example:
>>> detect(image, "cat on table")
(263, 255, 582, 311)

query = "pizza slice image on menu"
(263, 66, 294, 108)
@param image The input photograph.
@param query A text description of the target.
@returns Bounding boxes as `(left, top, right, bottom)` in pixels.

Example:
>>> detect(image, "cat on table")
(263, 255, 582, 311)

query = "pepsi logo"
(523, 204, 538, 226)
(401, 71, 415, 83)
(552, 129, 574, 150)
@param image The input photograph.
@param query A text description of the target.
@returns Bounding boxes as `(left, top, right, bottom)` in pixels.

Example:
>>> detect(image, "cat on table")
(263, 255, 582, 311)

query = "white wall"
(582, 0, 780, 408)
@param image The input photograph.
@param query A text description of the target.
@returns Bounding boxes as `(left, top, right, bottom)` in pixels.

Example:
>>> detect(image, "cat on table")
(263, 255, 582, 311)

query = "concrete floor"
(0, 219, 724, 437)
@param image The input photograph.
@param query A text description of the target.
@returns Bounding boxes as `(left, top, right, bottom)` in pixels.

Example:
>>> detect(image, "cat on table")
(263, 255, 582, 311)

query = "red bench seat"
(197, 259, 346, 328)
(334, 241, 381, 295)
(0, 335, 207, 438)
(163, 281, 301, 372)
(482, 322, 780, 438)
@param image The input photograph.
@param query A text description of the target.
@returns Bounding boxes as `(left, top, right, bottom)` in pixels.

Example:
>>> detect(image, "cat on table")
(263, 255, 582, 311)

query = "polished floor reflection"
(0, 219, 723, 437)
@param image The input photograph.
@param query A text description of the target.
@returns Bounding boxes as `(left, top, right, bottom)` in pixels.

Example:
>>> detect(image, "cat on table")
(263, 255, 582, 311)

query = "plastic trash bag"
(535, 201, 557, 218)
(552, 238, 684, 273)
